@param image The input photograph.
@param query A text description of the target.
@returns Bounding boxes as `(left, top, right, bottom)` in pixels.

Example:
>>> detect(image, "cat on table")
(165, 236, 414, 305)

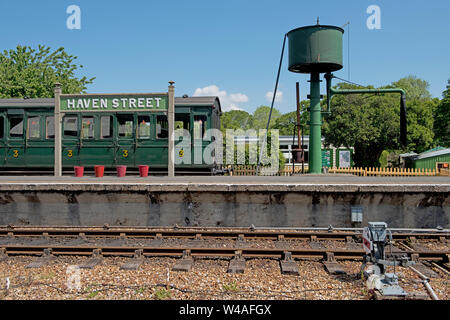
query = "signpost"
(54, 83, 175, 177)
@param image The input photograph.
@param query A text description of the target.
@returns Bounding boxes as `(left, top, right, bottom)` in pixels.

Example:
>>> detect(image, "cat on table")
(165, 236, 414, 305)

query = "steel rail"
(0, 226, 448, 241)
(2, 244, 448, 262)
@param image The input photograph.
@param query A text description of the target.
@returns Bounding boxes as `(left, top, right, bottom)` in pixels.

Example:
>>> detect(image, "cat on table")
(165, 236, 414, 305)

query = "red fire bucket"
(139, 165, 149, 177)
(74, 166, 84, 177)
(116, 165, 127, 177)
(94, 165, 105, 178)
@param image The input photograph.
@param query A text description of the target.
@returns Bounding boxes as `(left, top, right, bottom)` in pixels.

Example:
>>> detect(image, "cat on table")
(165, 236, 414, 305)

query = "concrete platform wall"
(0, 186, 448, 228)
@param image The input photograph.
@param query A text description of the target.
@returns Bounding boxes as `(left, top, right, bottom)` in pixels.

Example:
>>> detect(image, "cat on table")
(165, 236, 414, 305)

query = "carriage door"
(192, 113, 209, 166)
(0, 113, 5, 166)
(115, 113, 135, 166)
(6, 110, 25, 166)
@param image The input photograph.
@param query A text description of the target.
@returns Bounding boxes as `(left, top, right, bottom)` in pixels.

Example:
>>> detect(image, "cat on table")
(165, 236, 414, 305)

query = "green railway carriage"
(0, 96, 221, 173)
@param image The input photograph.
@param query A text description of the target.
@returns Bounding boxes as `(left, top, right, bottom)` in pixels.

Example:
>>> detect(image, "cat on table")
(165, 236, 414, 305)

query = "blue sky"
(1, 0, 449, 113)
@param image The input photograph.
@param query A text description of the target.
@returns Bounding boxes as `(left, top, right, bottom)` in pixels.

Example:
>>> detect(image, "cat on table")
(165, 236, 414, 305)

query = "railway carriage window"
(9, 116, 23, 138)
(81, 116, 94, 139)
(46, 116, 54, 139)
(100, 116, 113, 139)
(193, 115, 207, 139)
(63, 116, 78, 137)
(175, 114, 190, 137)
(27, 116, 41, 139)
(156, 115, 168, 139)
(137, 115, 150, 139)
(117, 114, 134, 138)
(0, 117, 4, 139)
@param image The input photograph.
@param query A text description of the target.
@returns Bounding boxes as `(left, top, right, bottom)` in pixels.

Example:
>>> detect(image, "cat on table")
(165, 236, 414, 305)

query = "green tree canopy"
(433, 78, 450, 147)
(220, 109, 253, 133)
(272, 100, 310, 136)
(252, 105, 282, 130)
(322, 76, 435, 167)
(392, 75, 431, 101)
(0, 45, 94, 98)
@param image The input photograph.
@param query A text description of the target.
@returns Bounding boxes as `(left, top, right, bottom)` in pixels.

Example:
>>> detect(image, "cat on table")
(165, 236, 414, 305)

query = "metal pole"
(168, 81, 175, 177)
(309, 72, 322, 174)
(54, 83, 62, 177)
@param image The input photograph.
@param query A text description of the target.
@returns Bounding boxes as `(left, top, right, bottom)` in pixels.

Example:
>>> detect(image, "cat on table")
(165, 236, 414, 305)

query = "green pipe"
(309, 72, 322, 174)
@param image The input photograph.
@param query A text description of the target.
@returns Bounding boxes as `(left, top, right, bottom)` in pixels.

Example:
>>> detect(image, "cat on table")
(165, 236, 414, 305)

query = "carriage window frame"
(8, 115, 24, 139)
(27, 116, 41, 140)
(81, 116, 95, 140)
(156, 115, 168, 139)
(46, 116, 55, 140)
(175, 113, 190, 137)
(0, 115, 4, 139)
(100, 115, 113, 139)
(193, 114, 209, 140)
(63, 115, 79, 138)
(137, 115, 151, 139)
(117, 114, 135, 138)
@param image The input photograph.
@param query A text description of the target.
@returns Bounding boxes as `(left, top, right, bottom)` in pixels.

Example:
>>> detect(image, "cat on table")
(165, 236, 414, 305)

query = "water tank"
(287, 25, 344, 74)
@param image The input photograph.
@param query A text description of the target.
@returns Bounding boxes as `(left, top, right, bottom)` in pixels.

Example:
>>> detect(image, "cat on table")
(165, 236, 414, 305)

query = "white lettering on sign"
(63, 97, 166, 111)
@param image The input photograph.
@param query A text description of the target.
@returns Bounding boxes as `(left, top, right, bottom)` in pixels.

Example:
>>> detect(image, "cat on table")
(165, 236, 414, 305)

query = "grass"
(153, 287, 171, 300)
(222, 281, 239, 292)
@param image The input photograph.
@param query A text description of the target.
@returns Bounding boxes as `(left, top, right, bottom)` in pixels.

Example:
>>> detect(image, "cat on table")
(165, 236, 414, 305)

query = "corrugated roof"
(0, 98, 54, 107)
(175, 96, 221, 111)
(415, 148, 450, 160)
(0, 96, 221, 111)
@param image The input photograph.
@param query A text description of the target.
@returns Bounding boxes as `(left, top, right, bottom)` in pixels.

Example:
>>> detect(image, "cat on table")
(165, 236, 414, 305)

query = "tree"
(0, 45, 94, 98)
(392, 75, 431, 101)
(220, 110, 253, 133)
(433, 78, 450, 147)
(322, 76, 436, 167)
(252, 105, 281, 130)
(272, 100, 310, 136)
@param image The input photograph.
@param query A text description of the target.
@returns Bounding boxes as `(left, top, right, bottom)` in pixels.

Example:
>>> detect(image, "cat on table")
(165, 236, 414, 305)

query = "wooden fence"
(328, 167, 438, 176)
(224, 165, 447, 176)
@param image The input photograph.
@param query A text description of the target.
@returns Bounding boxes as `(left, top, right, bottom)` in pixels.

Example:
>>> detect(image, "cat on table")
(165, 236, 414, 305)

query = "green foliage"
(153, 287, 171, 300)
(272, 100, 310, 136)
(392, 75, 431, 101)
(220, 110, 253, 133)
(379, 150, 389, 168)
(252, 105, 282, 130)
(322, 76, 436, 167)
(433, 78, 450, 147)
(222, 281, 239, 292)
(0, 45, 94, 98)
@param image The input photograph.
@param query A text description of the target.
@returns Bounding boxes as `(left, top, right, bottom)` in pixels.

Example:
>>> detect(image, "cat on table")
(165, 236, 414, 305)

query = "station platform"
(0, 175, 448, 192)
(0, 175, 448, 229)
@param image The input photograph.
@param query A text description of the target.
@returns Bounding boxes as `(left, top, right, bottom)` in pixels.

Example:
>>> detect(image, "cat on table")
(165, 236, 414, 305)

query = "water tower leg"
(309, 72, 322, 174)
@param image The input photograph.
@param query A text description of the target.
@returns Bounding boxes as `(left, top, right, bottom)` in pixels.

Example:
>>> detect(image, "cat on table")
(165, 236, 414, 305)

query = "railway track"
(0, 226, 448, 265)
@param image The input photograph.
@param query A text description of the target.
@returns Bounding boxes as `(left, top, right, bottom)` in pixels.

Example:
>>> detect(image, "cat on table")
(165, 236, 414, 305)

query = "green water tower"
(286, 22, 406, 174)
(287, 23, 344, 174)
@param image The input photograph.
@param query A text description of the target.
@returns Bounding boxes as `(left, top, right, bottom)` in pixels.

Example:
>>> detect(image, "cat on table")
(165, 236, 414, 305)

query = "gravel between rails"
(0, 256, 448, 300)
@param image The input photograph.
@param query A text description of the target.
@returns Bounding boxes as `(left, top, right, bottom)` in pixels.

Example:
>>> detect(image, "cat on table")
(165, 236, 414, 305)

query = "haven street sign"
(60, 93, 168, 112)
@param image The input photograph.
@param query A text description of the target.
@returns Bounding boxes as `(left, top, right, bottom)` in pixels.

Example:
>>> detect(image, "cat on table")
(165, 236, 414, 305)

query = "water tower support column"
(309, 72, 322, 174)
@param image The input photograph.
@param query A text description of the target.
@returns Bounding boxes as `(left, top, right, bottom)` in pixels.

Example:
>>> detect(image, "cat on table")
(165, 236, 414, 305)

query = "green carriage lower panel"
(116, 145, 135, 166)
(0, 144, 6, 166)
(6, 146, 25, 166)
(26, 146, 54, 167)
(135, 145, 168, 167)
